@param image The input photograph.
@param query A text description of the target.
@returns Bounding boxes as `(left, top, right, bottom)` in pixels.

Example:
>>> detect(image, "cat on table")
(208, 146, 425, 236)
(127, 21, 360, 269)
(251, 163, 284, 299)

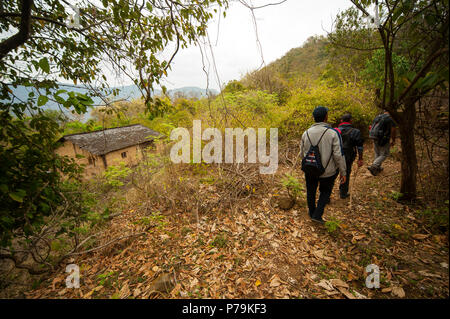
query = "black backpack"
(340, 126, 356, 160)
(369, 114, 390, 145)
(301, 128, 332, 177)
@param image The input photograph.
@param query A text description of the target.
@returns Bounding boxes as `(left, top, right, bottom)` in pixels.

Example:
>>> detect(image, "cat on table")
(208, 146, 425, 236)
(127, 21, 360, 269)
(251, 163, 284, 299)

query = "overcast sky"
(152, 0, 353, 91)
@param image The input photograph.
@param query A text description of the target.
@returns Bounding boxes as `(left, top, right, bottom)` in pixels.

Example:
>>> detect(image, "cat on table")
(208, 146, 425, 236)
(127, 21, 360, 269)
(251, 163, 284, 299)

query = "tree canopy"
(0, 0, 228, 248)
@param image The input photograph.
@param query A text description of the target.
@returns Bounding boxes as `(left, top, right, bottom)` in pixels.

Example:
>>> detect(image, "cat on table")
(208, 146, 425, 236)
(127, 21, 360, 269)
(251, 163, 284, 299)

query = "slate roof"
(59, 124, 161, 156)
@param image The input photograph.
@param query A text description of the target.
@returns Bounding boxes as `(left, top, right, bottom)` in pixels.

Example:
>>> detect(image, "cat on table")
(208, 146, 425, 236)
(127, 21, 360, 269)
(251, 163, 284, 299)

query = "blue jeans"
(305, 171, 339, 220)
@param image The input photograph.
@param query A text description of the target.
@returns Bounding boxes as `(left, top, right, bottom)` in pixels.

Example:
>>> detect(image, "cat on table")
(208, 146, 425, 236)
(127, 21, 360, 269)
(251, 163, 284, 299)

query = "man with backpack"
(300, 106, 347, 224)
(335, 113, 364, 199)
(368, 110, 397, 176)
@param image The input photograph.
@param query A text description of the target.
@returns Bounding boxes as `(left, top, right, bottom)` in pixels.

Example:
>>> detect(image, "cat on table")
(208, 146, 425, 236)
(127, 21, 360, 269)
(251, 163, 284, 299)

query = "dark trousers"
(339, 159, 353, 197)
(305, 171, 339, 220)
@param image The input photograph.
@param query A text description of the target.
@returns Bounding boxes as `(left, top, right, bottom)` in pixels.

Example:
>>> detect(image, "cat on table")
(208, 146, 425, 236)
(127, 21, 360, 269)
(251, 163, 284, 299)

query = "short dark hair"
(341, 113, 352, 122)
(314, 114, 327, 122)
(313, 106, 328, 122)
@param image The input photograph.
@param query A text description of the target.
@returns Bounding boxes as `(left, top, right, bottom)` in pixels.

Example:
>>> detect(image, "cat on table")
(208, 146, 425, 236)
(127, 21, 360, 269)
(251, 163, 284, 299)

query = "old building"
(56, 124, 161, 177)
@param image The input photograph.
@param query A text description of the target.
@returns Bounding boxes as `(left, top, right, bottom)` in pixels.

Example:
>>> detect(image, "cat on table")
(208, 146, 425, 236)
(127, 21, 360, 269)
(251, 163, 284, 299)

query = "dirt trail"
(22, 143, 450, 299)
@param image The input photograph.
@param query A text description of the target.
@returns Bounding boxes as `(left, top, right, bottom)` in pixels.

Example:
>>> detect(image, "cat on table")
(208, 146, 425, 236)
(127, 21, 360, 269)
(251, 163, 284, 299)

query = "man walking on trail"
(367, 110, 397, 176)
(300, 106, 347, 224)
(335, 113, 364, 199)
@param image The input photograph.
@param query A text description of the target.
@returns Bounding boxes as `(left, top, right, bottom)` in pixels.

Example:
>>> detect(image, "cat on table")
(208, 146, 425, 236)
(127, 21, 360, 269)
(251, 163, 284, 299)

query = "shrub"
(325, 217, 342, 234)
(103, 162, 132, 188)
(281, 174, 304, 200)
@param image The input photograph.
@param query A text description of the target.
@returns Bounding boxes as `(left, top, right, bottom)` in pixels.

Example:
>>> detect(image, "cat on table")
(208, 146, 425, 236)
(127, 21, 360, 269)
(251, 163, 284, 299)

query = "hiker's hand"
(340, 175, 346, 184)
(357, 159, 363, 167)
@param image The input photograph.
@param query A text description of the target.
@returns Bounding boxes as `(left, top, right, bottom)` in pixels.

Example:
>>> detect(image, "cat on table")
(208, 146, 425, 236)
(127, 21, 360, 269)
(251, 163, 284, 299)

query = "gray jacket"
(300, 122, 347, 178)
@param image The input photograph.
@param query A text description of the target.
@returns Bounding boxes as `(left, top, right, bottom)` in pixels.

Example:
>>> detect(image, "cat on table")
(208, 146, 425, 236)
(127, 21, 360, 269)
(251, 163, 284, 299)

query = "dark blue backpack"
(301, 128, 332, 177)
(369, 114, 390, 146)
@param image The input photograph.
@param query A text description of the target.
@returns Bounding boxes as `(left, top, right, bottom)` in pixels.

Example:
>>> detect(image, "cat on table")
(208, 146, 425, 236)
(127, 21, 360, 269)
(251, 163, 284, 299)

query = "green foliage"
(0, 113, 84, 247)
(135, 211, 168, 230)
(242, 68, 290, 104)
(388, 190, 404, 202)
(361, 49, 411, 101)
(262, 36, 330, 82)
(211, 233, 228, 248)
(416, 206, 449, 233)
(325, 217, 341, 234)
(222, 80, 247, 94)
(281, 174, 304, 200)
(102, 162, 132, 188)
(205, 89, 281, 129)
(97, 271, 117, 287)
(279, 82, 377, 138)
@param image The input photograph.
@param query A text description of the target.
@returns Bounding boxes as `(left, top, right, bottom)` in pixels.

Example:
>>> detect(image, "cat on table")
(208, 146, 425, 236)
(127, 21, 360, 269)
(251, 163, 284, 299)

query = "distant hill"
(254, 35, 330, 81)
(167, 86, 218, 99)
(6, 84, 218, 116)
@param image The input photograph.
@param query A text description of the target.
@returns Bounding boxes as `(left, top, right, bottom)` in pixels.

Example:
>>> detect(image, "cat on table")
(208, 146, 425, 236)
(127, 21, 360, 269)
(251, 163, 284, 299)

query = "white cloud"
(111, 0, 353, 90)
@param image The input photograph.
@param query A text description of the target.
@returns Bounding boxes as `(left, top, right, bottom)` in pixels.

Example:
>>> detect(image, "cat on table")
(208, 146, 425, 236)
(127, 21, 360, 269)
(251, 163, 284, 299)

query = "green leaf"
(39, 57, 50, 73)
(0, 184, 8, 193)
(37, 95, 49, 106)
(9, 189, 26, 203)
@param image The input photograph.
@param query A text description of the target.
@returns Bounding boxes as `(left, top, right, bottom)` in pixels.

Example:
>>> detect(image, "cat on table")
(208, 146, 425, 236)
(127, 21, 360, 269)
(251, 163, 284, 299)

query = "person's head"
(341, 113, 352, 123)
(312, 106, 328, 123)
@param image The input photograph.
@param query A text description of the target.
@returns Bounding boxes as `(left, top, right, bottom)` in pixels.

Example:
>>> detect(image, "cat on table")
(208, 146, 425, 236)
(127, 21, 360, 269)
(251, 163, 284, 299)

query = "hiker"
(367, 110, 397, 176)
(300, 106, 347, 224)
(335, 113, 364, 199)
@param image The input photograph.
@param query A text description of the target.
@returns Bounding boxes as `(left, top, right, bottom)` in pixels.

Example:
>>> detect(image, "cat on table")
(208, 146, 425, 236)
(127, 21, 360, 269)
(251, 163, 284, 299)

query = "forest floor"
(7, 143, 450, 299)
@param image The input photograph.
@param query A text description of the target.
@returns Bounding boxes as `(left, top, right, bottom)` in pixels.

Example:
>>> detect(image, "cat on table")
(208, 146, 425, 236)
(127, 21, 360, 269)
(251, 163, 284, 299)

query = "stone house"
(56, 124, 161, 177)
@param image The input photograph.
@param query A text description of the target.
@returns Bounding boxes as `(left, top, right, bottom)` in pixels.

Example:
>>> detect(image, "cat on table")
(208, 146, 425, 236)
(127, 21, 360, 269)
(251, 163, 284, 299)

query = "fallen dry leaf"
(152, 265, 160, 272)
(392, 287, 405, 298)
(336, 286, 355, 299)
(352, 290, 367, 299)
(119, 283, 130, 299)
(133, 287, 141, 297)
(316, 279, 334, 291)
(330, 278, 349, 289)
(170, 283, 181, 297)
(51, 276, 64, 291)
(270, 274, 282, 287)
(418, 270, 441, 278)
(412, 234, 430, 240)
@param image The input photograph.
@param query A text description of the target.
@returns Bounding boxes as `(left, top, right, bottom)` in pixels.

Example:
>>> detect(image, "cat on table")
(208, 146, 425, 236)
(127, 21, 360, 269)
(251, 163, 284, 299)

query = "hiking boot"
(311, 217, 325, 224)
(367, 165, 378, 176)
(340, 193, 350, 199)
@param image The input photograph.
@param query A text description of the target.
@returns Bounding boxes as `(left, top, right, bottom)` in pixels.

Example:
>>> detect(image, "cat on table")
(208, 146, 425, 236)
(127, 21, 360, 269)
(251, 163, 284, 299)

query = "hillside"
(266, 36, 330, 81)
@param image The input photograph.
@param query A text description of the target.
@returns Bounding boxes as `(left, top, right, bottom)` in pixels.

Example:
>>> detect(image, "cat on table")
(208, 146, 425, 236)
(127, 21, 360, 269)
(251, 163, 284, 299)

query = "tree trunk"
(398, 101, 418, 201)
(0, 0, 33, 60)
